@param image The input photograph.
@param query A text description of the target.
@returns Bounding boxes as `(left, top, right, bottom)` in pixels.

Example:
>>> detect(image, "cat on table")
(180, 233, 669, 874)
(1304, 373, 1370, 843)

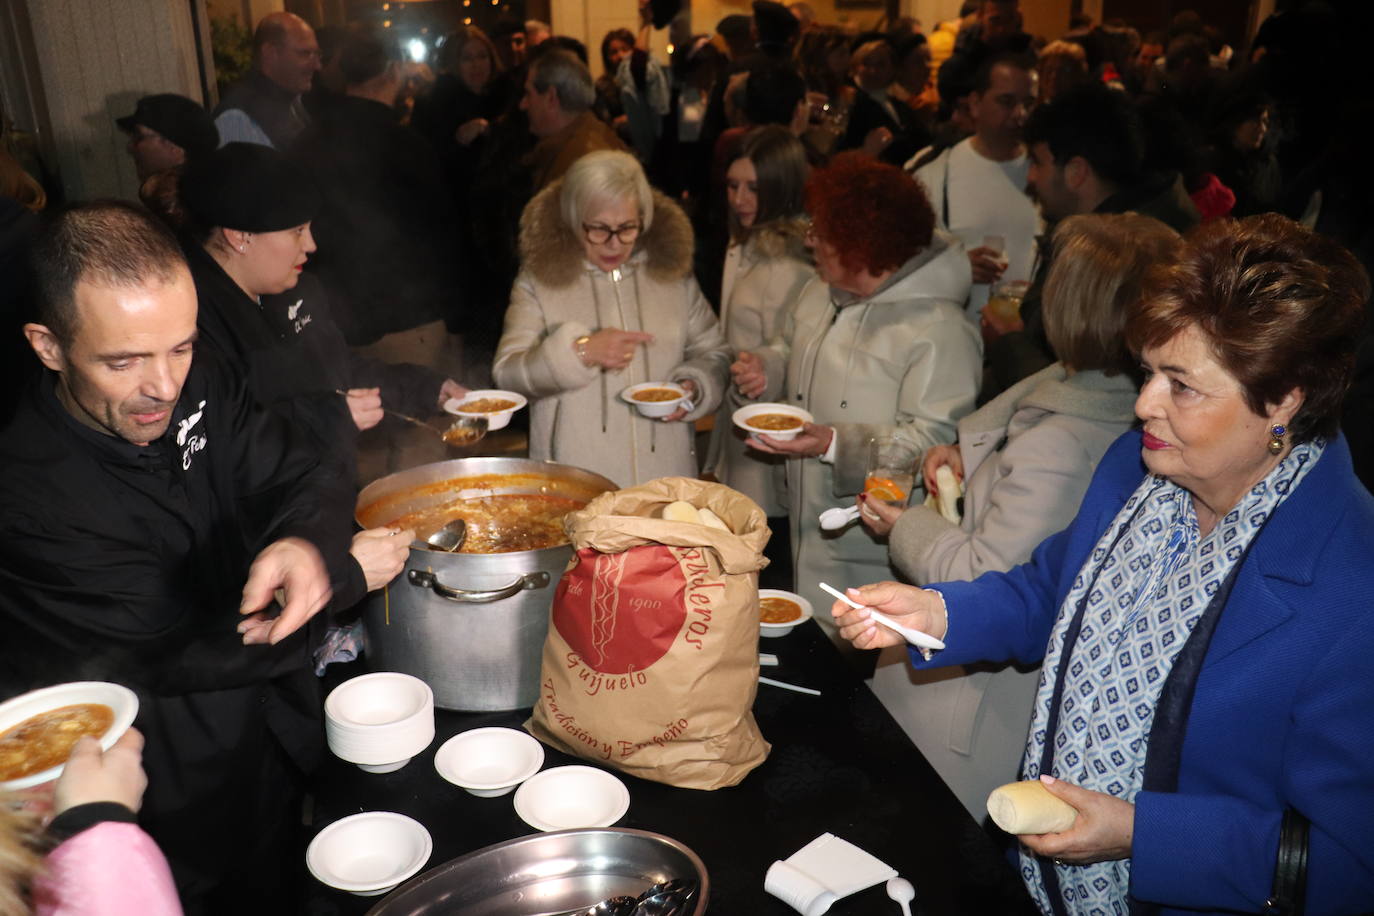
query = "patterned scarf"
(1020, 440, 1323, 915)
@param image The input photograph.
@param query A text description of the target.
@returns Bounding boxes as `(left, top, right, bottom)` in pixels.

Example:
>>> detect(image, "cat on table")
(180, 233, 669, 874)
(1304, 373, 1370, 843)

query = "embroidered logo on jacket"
(288, 299, 312, 334)
(177, 400, 208, 469)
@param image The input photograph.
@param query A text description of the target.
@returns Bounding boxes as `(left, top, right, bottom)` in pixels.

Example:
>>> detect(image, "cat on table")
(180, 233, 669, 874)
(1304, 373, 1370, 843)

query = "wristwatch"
(574, 334, 593, 367)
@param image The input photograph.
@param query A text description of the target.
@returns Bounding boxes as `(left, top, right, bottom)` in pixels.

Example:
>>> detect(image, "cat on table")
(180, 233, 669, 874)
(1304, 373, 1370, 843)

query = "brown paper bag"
(526, 477, 771, 789)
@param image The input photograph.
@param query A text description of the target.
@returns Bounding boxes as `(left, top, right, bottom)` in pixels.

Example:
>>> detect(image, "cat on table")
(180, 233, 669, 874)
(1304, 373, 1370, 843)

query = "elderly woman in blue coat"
(833, 214, 1374, 915)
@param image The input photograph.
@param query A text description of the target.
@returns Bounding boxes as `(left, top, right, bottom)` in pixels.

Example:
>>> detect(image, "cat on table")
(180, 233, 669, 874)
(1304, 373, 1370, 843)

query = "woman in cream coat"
(732, 153, 978, 640)
(705, 126, 814, 516)
(494, 151, 729, 486)
(859, 214, 1183, 819)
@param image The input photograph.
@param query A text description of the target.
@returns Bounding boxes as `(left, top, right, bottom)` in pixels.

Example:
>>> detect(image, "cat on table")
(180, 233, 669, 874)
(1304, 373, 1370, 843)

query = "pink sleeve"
(33, 821, 182, 916)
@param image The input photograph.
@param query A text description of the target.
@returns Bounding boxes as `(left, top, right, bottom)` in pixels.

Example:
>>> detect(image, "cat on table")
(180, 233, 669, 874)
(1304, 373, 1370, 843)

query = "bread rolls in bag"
(986, 780, 1077, 834)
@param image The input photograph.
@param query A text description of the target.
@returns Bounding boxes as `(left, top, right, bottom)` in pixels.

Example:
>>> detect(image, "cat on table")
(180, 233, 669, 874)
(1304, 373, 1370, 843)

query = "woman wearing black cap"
(179, 142, 467, 593)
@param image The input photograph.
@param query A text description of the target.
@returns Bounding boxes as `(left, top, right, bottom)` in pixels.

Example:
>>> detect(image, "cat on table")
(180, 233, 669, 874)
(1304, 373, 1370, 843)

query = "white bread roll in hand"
(987, 780, 1078, 835)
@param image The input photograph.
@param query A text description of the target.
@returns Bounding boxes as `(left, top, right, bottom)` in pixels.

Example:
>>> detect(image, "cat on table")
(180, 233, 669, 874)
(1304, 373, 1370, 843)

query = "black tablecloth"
(302, 623, 1036, 915)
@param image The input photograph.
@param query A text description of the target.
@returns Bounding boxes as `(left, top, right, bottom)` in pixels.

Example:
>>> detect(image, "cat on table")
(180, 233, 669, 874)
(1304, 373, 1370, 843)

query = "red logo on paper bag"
(553, 546, 687, 674)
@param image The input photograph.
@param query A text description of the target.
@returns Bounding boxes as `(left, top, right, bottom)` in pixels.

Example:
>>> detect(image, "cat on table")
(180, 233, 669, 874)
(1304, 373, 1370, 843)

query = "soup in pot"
(391, 493, 585, 554)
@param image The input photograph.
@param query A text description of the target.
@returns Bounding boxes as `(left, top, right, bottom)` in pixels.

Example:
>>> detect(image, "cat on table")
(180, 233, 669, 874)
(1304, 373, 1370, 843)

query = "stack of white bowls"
(324, 672, 435, 773)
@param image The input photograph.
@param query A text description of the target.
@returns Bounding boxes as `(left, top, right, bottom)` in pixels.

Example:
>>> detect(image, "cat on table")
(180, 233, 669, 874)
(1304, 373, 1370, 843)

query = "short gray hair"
(530, 48, 595, 113)
(560, 150, 654, 234)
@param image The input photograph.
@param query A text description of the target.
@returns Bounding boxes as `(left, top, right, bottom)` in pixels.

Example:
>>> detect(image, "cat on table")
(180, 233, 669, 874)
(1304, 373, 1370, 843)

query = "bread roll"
(697, 507, 732, 532)
(933, 465, 962, 523)
(661, 500, 701, 523)
(986, 780, 1077, 835)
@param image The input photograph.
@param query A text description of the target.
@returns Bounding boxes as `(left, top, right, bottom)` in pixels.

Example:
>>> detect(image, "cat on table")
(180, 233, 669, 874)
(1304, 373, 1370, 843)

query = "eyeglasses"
(583, 222, 642, 245)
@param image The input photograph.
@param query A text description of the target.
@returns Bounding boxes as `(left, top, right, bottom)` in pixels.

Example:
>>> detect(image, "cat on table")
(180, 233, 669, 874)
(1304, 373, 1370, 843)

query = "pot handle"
(406, 569, 551, 603)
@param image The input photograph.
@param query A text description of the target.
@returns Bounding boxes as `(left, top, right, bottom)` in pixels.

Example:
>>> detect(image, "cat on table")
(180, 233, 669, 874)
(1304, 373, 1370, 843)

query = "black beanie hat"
(180, 142, 320, 232)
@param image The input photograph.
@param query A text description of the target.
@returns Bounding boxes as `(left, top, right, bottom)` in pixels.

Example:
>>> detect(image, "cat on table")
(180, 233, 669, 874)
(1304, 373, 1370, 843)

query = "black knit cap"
(179, 142, 320, 232)
(116, 94, 219, 160)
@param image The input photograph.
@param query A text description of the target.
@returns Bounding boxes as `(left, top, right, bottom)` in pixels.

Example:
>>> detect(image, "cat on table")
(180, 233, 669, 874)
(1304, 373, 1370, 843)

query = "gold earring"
(1267, 423, 1286, 455)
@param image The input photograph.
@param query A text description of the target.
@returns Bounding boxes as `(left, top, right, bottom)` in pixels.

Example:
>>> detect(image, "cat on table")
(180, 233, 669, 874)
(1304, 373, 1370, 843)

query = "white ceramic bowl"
(306, 811, 432, 897)
(620, 382, 688, 418)
(434, 727, 545, 797)
(758, 589, 814, 638)
(732, 403, 814, 442)
(324, 673, 435, 773)
(0, 682, 140, 791)
(513, 765, 631, 832)
(444, 390, 527, 431)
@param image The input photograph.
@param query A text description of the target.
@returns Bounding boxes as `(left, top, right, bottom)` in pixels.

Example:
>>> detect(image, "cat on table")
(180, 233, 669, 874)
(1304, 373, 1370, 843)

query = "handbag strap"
(1264, 807, 1309, 916)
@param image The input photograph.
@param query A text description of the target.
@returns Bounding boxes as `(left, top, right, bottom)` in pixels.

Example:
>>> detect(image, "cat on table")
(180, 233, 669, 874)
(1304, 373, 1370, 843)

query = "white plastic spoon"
(886, 876, 915, 916)
(818, 582, 946, 651)
(818, 505, 861, 530)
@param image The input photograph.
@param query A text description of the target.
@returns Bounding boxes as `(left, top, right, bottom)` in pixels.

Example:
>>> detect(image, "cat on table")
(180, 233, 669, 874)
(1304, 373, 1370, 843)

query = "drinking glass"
(984, 279, 1029, 326)
(864, 436, 920, 507)
(982, 234, 1010, 272)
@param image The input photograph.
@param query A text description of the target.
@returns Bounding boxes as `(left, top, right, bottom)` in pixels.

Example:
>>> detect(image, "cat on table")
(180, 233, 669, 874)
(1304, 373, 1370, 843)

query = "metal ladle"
(333, 390, 487, 447)
(424, 518, 467, 553)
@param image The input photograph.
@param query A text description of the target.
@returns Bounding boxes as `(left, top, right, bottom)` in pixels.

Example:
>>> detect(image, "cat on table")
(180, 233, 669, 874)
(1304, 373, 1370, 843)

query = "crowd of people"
(0, 0, 1371, 914)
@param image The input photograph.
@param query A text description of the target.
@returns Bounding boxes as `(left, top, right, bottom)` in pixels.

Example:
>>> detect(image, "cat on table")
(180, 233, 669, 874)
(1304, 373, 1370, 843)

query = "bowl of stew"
(444, 390, 527, 431)
(732, 403, 814, 443)
(620, 382, 688, 418)
(758, 589, 813, 637)
(0, 681, 139, 791)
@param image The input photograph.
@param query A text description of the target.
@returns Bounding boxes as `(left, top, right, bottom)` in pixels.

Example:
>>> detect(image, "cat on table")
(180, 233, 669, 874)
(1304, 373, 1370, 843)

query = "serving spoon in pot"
(423, 519, 467, 553)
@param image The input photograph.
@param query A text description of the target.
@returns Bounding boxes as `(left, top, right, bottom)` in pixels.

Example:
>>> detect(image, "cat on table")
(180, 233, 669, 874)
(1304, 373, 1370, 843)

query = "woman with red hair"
(732, 152, 977, 646)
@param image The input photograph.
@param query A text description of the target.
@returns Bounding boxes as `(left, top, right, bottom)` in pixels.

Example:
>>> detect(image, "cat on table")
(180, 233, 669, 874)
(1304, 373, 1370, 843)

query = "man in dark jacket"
(290, 30, 468, 478)
(215, 11, 320, 149)
(116, 93, 219, 181)
(983, 84, 1199, 398)
(0, 201, 357, 914)
(290, 30, 459, 349)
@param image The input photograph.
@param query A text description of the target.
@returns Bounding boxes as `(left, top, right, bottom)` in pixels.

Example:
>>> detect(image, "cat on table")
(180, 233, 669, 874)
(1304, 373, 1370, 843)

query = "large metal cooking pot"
(356, 457, 616, 712)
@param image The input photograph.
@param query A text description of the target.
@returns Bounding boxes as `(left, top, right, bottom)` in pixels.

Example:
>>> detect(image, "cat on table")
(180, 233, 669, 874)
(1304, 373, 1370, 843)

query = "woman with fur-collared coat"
(494, 151, 729, 487)
(704, 127, 815, 516)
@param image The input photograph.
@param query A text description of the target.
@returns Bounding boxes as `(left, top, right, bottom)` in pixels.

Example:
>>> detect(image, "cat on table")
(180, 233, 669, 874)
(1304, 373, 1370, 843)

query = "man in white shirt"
(912, 53, 1039, 322)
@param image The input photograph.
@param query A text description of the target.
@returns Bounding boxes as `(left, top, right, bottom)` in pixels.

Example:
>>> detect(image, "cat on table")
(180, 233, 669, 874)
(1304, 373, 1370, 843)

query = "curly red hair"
(805, 151, 935, 275)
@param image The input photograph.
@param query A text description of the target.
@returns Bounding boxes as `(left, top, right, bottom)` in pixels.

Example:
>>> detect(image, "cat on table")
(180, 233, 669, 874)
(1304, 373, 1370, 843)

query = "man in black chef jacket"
(0, 201, 362, 914)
